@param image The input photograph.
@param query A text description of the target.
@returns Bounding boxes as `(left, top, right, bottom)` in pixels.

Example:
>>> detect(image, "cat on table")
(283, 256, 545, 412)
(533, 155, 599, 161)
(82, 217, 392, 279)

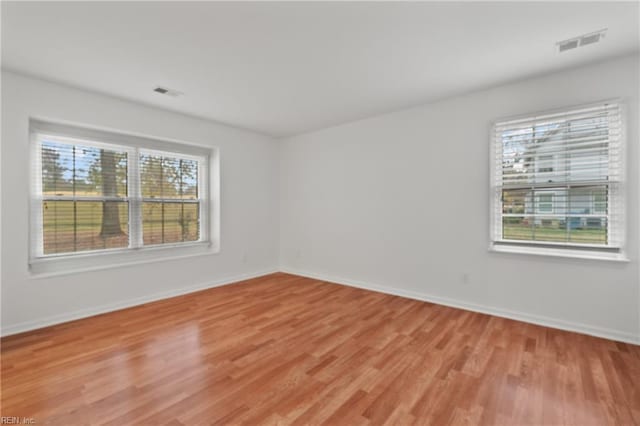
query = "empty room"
(1, 1, 639, 425)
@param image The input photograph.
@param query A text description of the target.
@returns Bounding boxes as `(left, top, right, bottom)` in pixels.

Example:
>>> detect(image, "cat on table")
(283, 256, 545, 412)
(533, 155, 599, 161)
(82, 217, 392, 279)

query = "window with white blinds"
(31, 120, 211, 262)
(38, 138, 130, 255)
(139, 152, 201, 246)
(491, 101, 625, 257)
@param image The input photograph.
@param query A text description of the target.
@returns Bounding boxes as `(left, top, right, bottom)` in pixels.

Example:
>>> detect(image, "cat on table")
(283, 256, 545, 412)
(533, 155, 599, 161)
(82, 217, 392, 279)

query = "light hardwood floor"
(1, 273, 639, 425)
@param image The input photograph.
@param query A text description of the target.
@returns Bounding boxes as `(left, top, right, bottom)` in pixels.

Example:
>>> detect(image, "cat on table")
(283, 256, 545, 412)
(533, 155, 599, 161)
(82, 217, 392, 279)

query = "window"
(537, 155, 554, 173)
(537, 194, 553, 213)
(139, 152, 201, 246)
(491, 101, 625, 259)
(30, 120, 215, 270)
(40, 139, 130, 255)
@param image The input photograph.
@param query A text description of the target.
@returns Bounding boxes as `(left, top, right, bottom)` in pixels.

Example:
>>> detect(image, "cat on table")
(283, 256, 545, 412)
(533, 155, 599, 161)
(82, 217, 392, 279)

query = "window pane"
(161, 156, 180, 199)
(41, 141, 72, 196)
(500, 114, 612, 186)
(43, 200, 129, 254)
(566, 115, 609, 182)
(142, 201, 163, 245)
(42, 140, 127, 198)
(502, 216, 532, 241)
(533, 217, 567, 243)
(181, 203, 200, 241)
(140, 154, 163, 198)
(140, 154, 199, 200)
(567, 186, 608, 215)
(502, 189, 527, 215)
(181, 159, 199, 200)
(510, 186, 610, 217)
(568, 218, 607, 245)
(500, 128, 533, 186)
(140, 153, 201, 246)
(503, 216, 568, 243)
(503, 215, 607, 245)
(142, 202, 200, 245)
(593, 189, 607, 214)
(501, 185, 609, 245)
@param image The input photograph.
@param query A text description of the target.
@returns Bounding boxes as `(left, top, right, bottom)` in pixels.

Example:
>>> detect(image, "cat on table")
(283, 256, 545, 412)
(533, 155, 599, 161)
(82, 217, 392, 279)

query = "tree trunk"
(100, 150, 123, 237)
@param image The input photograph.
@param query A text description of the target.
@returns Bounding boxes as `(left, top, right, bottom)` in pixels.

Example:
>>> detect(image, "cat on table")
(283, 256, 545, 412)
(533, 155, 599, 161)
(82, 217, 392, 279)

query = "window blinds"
(139, 152, 201, 246)
(39, 139, 130, 255)
(31, 121, 210, 259)
(492, 101, 624, 249)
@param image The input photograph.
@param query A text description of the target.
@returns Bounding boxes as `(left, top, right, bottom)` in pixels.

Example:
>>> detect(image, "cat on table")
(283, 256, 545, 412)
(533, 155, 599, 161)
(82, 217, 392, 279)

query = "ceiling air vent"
(558, 39, 579, 52)
(557, 29, 607, 53)
(579, 32, 603, 46)
(153, 86, 183, 97)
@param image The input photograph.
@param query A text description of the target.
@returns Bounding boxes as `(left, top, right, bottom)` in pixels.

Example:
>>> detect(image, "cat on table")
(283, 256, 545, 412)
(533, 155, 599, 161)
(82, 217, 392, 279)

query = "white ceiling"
(2, 2, 639, 137)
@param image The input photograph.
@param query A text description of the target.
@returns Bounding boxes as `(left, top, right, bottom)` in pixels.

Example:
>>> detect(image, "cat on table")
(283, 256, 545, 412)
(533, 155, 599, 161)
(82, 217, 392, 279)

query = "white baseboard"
(5, 267, 638, 346)
(1, 268, 279, 337)
(280, 267, 640, 346)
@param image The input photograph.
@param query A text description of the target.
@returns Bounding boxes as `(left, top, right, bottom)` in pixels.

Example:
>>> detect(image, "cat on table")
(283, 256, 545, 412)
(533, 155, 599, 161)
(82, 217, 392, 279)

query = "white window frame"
(135, 148, 209, 250)
(489, 100, 627, 261)
(29, 119, 220, 276)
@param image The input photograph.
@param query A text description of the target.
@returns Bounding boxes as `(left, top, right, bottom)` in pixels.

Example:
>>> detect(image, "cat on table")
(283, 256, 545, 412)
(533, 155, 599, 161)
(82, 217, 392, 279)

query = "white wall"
(3, 55, 639, 343)
(1, 71, 280, 334)
(279, 54, 640, 343)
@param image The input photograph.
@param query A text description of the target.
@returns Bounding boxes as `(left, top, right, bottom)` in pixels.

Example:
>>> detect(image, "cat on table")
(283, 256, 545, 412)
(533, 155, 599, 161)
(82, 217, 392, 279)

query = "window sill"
(489, 243, 628, 262)
(29, 241, 219, 278)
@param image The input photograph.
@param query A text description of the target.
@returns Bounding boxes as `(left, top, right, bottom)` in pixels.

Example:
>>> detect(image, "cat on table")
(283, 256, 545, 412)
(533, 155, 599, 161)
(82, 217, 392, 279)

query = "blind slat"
(494, 103, 620, 128)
